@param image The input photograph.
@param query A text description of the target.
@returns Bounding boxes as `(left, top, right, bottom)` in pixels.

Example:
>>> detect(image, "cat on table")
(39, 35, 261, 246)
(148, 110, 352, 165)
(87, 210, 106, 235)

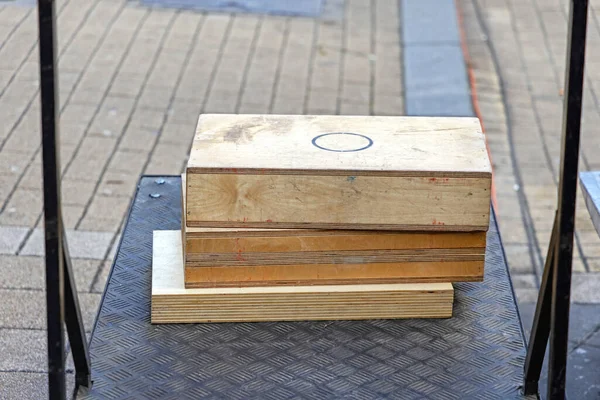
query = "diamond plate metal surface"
(80, 176, 536, 399)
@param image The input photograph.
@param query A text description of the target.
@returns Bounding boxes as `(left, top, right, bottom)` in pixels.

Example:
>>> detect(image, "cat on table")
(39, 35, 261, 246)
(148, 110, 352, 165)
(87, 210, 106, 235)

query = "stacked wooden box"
(152, 114, 492, 324)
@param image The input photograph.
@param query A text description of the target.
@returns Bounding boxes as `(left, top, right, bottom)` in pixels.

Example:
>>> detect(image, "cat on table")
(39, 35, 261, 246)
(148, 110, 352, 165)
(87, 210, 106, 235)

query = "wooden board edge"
(186, 167, 492, 179)
(182, 276, 480, 288)
(152, 230, 455, 323)
(185, 221, 490, 232)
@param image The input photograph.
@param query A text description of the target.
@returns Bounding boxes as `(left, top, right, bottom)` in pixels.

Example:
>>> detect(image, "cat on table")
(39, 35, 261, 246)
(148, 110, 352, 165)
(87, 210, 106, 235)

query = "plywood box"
(152, 230, 454, 323)
(181, 177, 485, 287)
(185, 115, 492, 231)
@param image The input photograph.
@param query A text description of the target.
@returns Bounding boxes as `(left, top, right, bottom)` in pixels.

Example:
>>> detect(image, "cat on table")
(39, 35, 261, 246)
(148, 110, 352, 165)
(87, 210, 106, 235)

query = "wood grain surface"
(182, 174, 488, 251)
(185, 115, 491, 230)
(184, 260, 483, 287)
(186, 173, 491, 230)
(187, 114, 491, 175)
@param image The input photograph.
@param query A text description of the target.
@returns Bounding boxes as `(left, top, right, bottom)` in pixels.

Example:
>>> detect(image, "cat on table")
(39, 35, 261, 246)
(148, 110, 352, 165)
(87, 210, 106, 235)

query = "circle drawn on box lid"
(311, 132, 374, 152)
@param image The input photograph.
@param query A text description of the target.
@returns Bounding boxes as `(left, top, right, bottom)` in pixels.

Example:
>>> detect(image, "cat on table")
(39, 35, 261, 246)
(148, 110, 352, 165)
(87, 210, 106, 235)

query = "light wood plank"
(188, 114, 491, 176)
(185, 115, 491, 230)
(186, 232, 487, 252)
(186, 174, 490, 231)
(152, 230, 454, 323)
(185, 260, 483, 287)
(186, 249, 485, 266)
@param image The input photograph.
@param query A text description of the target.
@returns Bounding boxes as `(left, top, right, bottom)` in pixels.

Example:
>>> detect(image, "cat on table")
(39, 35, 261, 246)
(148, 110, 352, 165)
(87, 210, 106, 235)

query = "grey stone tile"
(402, 0, 460, 45)
(568, 304, 600, 346)
(572, 274, 600, 303)
(77, 217, 124, 233)
(557, 345, 600, 400)
(98, 171, 139, 197)
(0, 329, 47, 371)
(91, 261, 113, 293)
(0, 255, 99, 292)
(588, 330, 600, 349)
(405, 93, 473, 117)
(504, 243, 536, 274)
(106, 233, 121, 261)
(518, 305, 600, 400)
(20, 229, 114, 260)
(404, 44, 470, 96)
(72, 259, 103, 292)
(517, 301, 534, 337)
(0, 255, 46, 290)
(0, 188, 43, 227)
(0, 372, 49, 400)
(510, 273, 538, 289)
(0, 152, 32, 177)
(0, 289, 101, 330)
(515, 287, 539, 305)
(0, 174, 20, 204)
(0, 226, 29, 255)
(519, 303, 600, 349)
(0, 290, 47, 329)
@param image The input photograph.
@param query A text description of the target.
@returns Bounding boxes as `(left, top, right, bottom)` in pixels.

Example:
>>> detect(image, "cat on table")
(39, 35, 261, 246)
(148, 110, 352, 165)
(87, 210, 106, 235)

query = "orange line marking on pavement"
(454, 0, 499, 212)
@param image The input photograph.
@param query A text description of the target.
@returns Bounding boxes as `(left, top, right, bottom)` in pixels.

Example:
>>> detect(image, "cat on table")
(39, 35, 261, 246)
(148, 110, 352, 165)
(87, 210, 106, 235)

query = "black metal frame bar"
(38, 0, 91, 398)
(63, 231, 92, 389)
(523, 213, 557, 395)
(38, 0, 65, 396)
(523, 0, 589, 399)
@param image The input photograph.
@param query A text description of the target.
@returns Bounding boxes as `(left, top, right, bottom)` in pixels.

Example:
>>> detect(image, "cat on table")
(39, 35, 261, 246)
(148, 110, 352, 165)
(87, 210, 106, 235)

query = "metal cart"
(36, 0, 589, 398)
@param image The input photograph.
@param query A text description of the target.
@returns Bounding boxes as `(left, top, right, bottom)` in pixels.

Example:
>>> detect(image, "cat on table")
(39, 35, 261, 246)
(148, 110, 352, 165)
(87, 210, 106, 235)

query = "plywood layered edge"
(152, 230, 454, 323)
(184, 260, 483, 288)
(185, 232, 488, 253)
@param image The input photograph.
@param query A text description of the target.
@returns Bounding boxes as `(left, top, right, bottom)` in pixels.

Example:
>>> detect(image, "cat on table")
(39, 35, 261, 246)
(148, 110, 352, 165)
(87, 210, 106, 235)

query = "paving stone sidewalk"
(460, 0, 600, 397)
(460, 0, 600, 299)
(0, 0, 403, 396)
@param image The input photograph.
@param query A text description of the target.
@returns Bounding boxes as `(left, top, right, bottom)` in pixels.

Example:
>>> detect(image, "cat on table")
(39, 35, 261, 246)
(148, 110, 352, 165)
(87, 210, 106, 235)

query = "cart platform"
(79, 176, 533, 399)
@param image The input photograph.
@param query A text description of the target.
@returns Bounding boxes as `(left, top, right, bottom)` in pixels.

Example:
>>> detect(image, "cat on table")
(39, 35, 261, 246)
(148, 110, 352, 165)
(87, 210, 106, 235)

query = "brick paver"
(0, 0, 404, 396)
(460, 0, 600, 304)
(2, 0, 598, 395)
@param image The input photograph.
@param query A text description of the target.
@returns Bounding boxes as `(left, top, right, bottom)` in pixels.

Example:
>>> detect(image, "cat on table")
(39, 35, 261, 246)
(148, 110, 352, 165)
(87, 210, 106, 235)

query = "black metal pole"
(63, 229, 92, 389)
(37, 0, 66, 397)
(522, 0, 588, 397)
(547, 0, 588, 398)
(523, 213, 557, 395)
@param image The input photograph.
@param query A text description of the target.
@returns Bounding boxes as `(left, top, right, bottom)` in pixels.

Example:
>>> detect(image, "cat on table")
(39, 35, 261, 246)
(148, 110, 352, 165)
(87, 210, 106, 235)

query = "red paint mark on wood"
(236, 249, 246, 262)
(266, 219, 273, 223)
